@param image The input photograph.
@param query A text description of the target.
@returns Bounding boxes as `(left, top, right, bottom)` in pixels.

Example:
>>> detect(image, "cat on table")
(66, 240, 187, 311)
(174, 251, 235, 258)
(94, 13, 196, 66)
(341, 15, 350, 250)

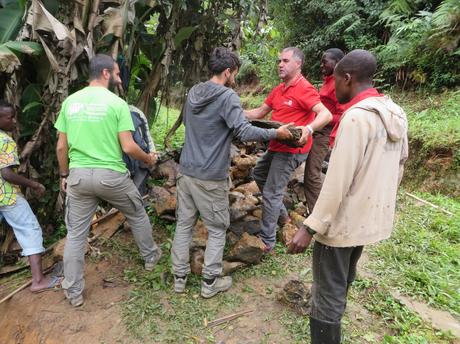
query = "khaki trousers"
(171, 174, 230, 279)
(62, 168, 159, 298)
(304, 126, 332, 213)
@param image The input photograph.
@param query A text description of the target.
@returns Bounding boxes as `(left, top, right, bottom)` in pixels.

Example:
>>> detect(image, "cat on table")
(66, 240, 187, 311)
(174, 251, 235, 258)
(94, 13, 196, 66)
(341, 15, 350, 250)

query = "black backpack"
(123, 110, 150, 176)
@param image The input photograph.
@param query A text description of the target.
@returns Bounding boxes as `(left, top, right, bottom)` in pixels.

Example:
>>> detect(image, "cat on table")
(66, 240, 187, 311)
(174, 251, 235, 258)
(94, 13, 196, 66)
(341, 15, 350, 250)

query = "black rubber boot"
(310, 317, 341, 344)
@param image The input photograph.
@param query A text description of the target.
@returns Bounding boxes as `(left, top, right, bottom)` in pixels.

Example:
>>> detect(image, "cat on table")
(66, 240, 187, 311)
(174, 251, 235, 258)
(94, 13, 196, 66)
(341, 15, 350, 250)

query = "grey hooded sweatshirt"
(179, 81, 277, 180)
(304, 96, 409, 247)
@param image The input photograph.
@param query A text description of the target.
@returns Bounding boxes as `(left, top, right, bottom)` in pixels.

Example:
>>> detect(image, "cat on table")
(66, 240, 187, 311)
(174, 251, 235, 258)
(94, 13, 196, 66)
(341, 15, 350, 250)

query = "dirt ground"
(1, 239, 459, 344)
(0, 261, 376, 344)
(0, 258, 136, 344)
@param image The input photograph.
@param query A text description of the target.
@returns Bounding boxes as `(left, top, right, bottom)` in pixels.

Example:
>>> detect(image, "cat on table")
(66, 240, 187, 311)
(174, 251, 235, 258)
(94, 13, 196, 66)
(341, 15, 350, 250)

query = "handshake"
(251, 120, 311, 148)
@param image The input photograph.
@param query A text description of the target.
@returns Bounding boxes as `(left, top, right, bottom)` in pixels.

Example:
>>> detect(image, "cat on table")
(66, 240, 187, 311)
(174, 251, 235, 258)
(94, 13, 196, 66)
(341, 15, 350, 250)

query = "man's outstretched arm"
(118, 131, 156, 166)
(244, 103, 272, 120)
(297, 102, 332, 145)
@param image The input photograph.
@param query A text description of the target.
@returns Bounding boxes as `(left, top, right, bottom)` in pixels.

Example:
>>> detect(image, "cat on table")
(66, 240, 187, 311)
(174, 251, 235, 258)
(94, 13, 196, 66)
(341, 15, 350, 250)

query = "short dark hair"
(0, 100, 14, 111)
(335, 49, 377, 82)
(324, 48, 345, 63)
(282, 47, 305, 66)
(89, 54, 115, 80)
(208, 47, 241, 75)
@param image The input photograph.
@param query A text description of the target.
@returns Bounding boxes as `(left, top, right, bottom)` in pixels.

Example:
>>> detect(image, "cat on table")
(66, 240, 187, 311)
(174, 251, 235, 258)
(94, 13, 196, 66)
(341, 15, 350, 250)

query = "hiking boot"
(201, 276, 232, 299)
(174, 275, 188, 293)
(145, 248, 162, 271)
(63, 289, 84, 307)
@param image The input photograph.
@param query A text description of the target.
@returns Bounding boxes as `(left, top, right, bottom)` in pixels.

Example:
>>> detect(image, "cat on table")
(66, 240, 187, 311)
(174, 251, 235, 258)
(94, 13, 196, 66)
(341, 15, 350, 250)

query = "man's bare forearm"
(123, 141, 151, 164)
(56, 133, 70, 176)
(244, 109, 264, 120)
(244, 103, 271, 120)
(310, 103, 332, 131)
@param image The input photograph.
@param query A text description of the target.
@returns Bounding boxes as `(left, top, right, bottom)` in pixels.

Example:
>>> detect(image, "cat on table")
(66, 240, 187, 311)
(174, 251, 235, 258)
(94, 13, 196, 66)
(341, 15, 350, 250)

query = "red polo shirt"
(264, 75, 321, 154)
(329, 88, 384, 147)
(319, 75, 344, 127)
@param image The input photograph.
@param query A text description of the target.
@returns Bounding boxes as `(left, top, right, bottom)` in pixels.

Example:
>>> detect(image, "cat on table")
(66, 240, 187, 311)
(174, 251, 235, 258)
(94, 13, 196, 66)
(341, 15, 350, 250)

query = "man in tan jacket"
(287, 49, 409, 343)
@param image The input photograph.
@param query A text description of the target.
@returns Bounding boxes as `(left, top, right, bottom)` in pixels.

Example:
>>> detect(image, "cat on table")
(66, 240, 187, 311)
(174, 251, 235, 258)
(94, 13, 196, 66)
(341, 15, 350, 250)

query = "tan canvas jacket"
(304, 96, 409, 247)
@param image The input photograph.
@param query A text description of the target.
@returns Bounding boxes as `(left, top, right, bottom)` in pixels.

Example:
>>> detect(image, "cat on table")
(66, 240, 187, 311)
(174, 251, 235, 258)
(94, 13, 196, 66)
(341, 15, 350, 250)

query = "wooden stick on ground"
(0, 280, 32, 305)
(207, 309, 254, 327)
(405, 192, 454, 216)
(89, 194, 150, 226)
(0, 266, 55, 305)
(90, 207, 119, 226)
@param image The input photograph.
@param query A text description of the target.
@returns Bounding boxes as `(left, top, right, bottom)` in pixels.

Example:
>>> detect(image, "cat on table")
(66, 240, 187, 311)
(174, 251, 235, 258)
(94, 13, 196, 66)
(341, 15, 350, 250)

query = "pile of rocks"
(148, 141, 308, 276)
(0, 139, 309, 276)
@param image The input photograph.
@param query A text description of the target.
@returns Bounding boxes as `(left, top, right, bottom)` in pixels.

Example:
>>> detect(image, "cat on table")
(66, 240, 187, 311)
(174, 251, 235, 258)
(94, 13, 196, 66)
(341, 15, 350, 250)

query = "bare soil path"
(1, 234, 458, 343)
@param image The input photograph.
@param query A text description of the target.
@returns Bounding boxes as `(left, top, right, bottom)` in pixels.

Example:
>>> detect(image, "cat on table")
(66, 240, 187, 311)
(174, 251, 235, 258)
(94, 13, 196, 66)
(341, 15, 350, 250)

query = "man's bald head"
(335, 49, 377, 82)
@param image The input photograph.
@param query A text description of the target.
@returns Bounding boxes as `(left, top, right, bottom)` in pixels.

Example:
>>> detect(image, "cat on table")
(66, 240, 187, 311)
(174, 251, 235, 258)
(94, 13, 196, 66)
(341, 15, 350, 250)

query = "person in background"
(245, 47, 332, 253)
(55, 54, 161, 307)
(0, 100, 61, 293)
(304, 48, 345, 214)
(287, 50, 408, 343)
(123, 104, 156, 195)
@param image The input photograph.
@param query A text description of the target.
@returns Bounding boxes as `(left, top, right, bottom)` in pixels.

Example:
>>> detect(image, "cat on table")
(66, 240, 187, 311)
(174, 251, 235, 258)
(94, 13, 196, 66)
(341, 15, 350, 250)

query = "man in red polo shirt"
(245, 47, 332, 252)
(304, 48, 345, 214)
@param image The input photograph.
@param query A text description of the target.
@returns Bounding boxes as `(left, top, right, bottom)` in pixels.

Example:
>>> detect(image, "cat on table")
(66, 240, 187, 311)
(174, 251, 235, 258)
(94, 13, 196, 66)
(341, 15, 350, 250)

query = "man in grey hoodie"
(287, 50, 409, 343)
(171, 47, 293, 298)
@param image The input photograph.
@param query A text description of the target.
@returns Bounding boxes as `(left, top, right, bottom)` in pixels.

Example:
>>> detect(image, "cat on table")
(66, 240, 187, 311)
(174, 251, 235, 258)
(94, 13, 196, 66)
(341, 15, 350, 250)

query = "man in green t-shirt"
(55, 54, 161, 307)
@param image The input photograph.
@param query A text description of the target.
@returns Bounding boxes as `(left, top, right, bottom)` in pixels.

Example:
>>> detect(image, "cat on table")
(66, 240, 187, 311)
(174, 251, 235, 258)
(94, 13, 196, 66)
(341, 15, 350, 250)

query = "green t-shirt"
(54, 86, 134, 173)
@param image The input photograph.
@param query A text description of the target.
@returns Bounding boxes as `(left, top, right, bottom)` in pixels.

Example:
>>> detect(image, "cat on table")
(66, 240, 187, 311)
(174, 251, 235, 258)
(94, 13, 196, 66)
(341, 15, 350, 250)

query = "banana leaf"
(0, 8, 23, 44)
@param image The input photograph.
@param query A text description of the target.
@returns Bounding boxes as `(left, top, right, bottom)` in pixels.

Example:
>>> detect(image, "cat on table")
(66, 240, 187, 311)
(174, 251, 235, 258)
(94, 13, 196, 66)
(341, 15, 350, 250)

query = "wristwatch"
(306, 125, 314, 135)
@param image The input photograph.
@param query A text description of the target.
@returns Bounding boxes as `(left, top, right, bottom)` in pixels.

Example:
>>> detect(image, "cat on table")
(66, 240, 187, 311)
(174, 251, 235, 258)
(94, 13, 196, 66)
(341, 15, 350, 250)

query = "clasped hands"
(275, 123, 311, 146)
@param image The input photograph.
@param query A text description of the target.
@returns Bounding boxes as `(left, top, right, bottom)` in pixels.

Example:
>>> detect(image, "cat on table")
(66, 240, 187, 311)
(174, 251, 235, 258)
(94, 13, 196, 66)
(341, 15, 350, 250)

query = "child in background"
(0, 100, 61, 292)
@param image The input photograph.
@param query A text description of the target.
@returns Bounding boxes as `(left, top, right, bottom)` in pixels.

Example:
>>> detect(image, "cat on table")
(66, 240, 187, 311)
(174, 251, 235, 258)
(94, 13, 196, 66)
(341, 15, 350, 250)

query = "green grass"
(103, 229, 242, 342)
(239, 93, 266, 110)
(150, 105, 184, 151)
(367, 191, 460, 317)
(391, 89, 460, 150)
(114, 220, 458, 343)
(391, 89, 460, 198)
(116, 90, 460, 341)
(351, 278, 456, 343)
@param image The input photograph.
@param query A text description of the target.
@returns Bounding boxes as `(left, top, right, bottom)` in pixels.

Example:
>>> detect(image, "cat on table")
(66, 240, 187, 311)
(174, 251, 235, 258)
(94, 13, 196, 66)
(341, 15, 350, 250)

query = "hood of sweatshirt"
(188, 81, 230, 114)
(354, 96, 407, 142)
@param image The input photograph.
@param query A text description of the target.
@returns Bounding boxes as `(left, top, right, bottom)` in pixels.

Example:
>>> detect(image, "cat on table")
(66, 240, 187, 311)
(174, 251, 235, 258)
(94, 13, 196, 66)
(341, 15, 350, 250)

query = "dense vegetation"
(240, 0, 460, 90)
(0, 0, 267, 225)
(0, 1, 459, 342)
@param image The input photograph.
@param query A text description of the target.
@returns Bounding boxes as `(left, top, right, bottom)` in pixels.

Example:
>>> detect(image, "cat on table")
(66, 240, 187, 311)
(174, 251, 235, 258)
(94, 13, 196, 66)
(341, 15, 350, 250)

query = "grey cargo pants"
(253, 151, 308, 249)
(171, 174, 230, 279)
(62, 168, 160, 298)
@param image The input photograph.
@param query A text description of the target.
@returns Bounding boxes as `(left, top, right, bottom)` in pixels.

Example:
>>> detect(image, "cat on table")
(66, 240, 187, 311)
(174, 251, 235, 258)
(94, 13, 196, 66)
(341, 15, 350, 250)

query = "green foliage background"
(239, 0, 460, 90)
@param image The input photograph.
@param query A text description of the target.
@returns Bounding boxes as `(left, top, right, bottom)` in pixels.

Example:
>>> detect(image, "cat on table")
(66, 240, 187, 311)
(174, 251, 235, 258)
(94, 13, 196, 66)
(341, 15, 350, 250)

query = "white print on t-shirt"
(283, 99, 293, 106)
(67, 103, 108, 122)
